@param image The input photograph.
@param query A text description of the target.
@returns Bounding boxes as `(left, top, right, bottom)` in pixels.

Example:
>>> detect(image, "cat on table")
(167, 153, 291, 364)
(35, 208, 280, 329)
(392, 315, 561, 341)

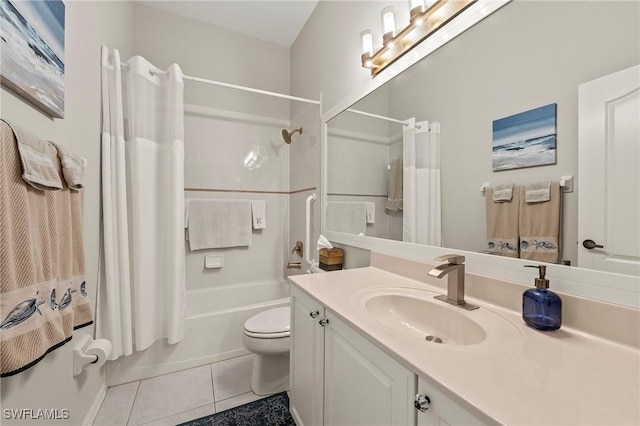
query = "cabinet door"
(416, 377, 489, 426)
(323, 311, 416, 426)
(290, 287, 325, 426)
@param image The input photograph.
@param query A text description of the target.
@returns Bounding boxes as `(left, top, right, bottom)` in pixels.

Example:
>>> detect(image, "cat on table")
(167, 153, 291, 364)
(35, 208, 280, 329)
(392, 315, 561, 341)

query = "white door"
(578, 65, 640, 276)
(289, 288, 325, 426)
(323, 312, 416, 426)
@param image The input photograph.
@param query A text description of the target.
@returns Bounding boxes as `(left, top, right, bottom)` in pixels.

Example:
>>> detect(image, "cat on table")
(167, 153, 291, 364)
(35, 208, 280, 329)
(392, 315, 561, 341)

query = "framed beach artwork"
(0, 0, 65, 118)
(492, 103, 557, 172)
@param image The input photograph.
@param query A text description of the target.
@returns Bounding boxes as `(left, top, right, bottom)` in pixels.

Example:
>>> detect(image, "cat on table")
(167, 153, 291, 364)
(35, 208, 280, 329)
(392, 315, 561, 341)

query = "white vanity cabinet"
(323, 310, 416, 426)
(290, 286, 490, 426)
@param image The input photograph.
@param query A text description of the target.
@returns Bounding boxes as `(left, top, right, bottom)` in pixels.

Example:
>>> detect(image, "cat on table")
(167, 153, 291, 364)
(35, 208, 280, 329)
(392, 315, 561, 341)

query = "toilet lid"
(244, 307, 290, 334)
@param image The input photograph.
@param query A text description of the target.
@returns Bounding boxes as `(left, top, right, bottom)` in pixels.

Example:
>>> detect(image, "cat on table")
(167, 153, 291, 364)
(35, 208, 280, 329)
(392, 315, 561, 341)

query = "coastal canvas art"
(492, 103, 557, 171)
(0, 0, 65, 118)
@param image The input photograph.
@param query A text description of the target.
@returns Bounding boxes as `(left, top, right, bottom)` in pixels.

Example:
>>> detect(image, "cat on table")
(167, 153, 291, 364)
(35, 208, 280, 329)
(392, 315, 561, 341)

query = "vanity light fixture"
(361, 0, 476, 76)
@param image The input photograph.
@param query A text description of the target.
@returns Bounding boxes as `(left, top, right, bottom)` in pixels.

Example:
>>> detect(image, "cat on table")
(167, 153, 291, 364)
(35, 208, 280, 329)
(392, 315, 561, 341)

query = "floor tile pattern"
(93, 354, 263, 426)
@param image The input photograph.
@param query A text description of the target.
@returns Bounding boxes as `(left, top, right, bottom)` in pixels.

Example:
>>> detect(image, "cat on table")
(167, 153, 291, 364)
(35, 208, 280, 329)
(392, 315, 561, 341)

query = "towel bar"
(481, 176, 573, 196)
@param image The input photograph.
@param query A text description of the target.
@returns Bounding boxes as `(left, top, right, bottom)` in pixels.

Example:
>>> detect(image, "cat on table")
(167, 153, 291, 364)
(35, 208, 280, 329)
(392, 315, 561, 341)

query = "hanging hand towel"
(524, 180, 551, 203)
(519, 181, 561, 263)
(50, 142, 86, 190)
(187, 199, 252, 250)
(251, 200, 267, 229)
(326, 202, 367, 235)
(365, 202, 375, 224)
(1, 119, 62, 191)
(0, 122, 92, 377)
(492, 183, 515, 202)
(385, 158, 403, 211)
(485, 186, 520, 257)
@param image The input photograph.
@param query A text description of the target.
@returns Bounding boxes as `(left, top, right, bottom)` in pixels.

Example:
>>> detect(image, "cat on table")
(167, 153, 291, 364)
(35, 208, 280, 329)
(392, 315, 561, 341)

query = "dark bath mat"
(177, 391, 296, 426)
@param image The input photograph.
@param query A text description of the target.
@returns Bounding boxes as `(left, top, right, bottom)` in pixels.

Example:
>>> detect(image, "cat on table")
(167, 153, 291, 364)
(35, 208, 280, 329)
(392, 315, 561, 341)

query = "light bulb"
(360, 29, 374, 56)
(381, 5, 397, 42)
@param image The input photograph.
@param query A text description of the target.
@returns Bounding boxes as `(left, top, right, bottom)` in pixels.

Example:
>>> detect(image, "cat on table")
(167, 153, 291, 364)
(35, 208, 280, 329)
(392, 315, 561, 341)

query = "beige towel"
(485, 186, 520, 257)
(385, 157, 403, 212)
(0, 119, 63, 190)
(492, 183, 515, 202)
(51, 142, 86, 190)
(519, 181, 561, 263)
(0, 122, 92, 377)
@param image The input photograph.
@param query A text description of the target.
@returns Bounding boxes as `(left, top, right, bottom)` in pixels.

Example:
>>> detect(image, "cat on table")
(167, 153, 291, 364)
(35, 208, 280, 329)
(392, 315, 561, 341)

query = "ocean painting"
(0, 0, 65, 118)
(492, 104, 557, 171)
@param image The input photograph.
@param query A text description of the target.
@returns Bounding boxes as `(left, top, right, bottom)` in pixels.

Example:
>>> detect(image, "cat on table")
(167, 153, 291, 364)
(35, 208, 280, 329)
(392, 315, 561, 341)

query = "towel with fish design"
(0, 121, 92, 377)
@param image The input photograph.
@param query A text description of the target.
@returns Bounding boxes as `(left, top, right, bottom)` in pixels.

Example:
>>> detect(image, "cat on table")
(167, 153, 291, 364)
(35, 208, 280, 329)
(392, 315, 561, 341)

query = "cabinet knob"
(318, 317, 329, 327)
(414, 393, 431, 412)
(309, 310, 320, 318)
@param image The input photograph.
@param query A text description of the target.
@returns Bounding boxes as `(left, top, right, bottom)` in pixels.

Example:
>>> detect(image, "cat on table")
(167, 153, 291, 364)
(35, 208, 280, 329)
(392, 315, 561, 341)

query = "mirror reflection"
(326, 0, 639, 276)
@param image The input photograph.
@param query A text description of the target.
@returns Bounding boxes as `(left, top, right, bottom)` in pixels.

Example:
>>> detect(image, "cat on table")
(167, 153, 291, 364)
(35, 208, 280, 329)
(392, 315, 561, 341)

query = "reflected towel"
(485, 186, 520, 257)
(51, 142, 86, 190)
(251, 200, 267, 229)
(365, 202, 375, 224)
(1, 119, 62, 190)
(385, 158, 403, 211)
(187, 199, 252, 250)
(326, 202, 367, 235)
(525, 180, 551, 203)
(519, 181, 561, 263)
(492, 183, 515, 202)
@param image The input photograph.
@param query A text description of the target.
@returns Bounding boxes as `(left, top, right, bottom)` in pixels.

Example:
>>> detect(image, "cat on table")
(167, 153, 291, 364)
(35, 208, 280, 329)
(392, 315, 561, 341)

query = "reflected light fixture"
(361, 0, 476, 76)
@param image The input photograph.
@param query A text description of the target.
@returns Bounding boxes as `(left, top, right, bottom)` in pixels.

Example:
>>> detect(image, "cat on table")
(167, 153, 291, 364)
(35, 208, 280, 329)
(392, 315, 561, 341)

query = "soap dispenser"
(522, 265, 562, 331)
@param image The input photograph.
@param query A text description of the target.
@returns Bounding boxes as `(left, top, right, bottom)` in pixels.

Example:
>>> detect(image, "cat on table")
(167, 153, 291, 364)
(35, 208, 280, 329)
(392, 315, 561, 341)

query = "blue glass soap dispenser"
(522, 265, 562, 331)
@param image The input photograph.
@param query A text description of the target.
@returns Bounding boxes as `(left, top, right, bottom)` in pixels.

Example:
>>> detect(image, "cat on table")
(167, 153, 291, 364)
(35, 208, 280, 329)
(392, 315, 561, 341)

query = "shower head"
(282, 127, 302, 144)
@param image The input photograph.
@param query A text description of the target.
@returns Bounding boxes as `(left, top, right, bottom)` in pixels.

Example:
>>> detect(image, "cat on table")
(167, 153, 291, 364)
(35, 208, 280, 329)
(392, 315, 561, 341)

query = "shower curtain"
(98, 46, 186, 359)
(403, 119, 442, 246)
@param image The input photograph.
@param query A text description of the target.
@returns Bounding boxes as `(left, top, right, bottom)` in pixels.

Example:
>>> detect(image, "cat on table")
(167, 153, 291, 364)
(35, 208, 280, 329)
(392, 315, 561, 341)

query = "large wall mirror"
(323, 0, 640, 307)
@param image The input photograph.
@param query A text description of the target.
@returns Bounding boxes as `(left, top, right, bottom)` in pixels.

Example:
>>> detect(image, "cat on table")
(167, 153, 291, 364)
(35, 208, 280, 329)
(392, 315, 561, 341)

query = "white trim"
(184, 104, 290, 127)
(328, 127, 392, 145)
(324, 230, 640, 308)
(82, 383, 107, 426)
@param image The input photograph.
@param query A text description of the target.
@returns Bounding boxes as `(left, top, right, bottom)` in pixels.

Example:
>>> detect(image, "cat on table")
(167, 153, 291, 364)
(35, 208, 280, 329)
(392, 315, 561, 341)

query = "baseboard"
(83, 383, 106, 426)
(290, 405, 304, 426)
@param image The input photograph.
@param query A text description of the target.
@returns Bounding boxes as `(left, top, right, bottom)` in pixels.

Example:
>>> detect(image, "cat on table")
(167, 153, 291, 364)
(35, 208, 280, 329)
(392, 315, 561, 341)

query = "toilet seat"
(243, 307, 290, 339)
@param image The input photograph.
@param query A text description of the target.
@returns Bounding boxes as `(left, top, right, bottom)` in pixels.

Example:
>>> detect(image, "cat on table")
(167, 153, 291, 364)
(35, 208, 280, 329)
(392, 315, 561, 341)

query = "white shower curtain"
(403, 119, 442, 246)
(98, 46, 185, 359)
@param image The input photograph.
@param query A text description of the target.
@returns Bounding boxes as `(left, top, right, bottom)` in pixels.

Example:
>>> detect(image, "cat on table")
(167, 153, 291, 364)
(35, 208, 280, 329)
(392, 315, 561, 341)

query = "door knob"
(583, 239, 604, 249)
(414, 394, 431, 412)
(309, 310, 319, 318)
(318, 317, 329, 327)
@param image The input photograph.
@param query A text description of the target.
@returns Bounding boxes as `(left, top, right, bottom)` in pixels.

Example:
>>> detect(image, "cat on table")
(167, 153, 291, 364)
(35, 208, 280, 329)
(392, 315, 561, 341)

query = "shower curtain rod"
(345, 108, 410, 126)
(119, 63, 320, 105)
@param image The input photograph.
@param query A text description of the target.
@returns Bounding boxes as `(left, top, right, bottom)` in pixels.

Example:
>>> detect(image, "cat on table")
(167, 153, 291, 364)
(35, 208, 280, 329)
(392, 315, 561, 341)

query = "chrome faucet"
(429, 254, 478, 311)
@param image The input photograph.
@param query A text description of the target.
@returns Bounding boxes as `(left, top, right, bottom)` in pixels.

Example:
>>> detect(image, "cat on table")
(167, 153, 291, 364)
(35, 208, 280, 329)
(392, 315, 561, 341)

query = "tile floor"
(93, 354, 263, 426)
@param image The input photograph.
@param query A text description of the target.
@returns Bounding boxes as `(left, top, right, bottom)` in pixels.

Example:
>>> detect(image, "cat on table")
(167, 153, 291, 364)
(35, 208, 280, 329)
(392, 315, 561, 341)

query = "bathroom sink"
(356, 287, 487, 345)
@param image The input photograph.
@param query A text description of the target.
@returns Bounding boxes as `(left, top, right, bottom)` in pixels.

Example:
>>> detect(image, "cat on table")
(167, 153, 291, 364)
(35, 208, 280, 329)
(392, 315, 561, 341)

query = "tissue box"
(319, 248, 343, 271)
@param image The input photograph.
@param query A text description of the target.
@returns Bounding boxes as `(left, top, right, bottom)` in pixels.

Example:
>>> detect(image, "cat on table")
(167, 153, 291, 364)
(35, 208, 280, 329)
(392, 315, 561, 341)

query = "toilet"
(242, 306, 290, 396)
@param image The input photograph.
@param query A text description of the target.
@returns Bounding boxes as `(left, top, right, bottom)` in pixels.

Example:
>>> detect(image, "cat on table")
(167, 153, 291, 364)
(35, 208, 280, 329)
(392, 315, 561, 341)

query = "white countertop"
(289, 266, 640, 425)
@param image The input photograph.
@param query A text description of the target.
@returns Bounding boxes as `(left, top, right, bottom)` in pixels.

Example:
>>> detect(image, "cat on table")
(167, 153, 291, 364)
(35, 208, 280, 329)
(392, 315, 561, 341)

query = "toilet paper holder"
(73, 335, 111, 377)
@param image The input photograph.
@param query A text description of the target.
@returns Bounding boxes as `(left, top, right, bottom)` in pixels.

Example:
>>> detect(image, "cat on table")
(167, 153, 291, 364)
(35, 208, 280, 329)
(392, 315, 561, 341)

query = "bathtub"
(108, 280, 289, 386)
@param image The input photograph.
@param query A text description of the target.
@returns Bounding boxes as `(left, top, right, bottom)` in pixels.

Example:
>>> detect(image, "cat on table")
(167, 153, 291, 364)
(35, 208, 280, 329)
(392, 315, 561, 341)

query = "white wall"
(0, 1, 134, 424)
(291, 0, 640, 269)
